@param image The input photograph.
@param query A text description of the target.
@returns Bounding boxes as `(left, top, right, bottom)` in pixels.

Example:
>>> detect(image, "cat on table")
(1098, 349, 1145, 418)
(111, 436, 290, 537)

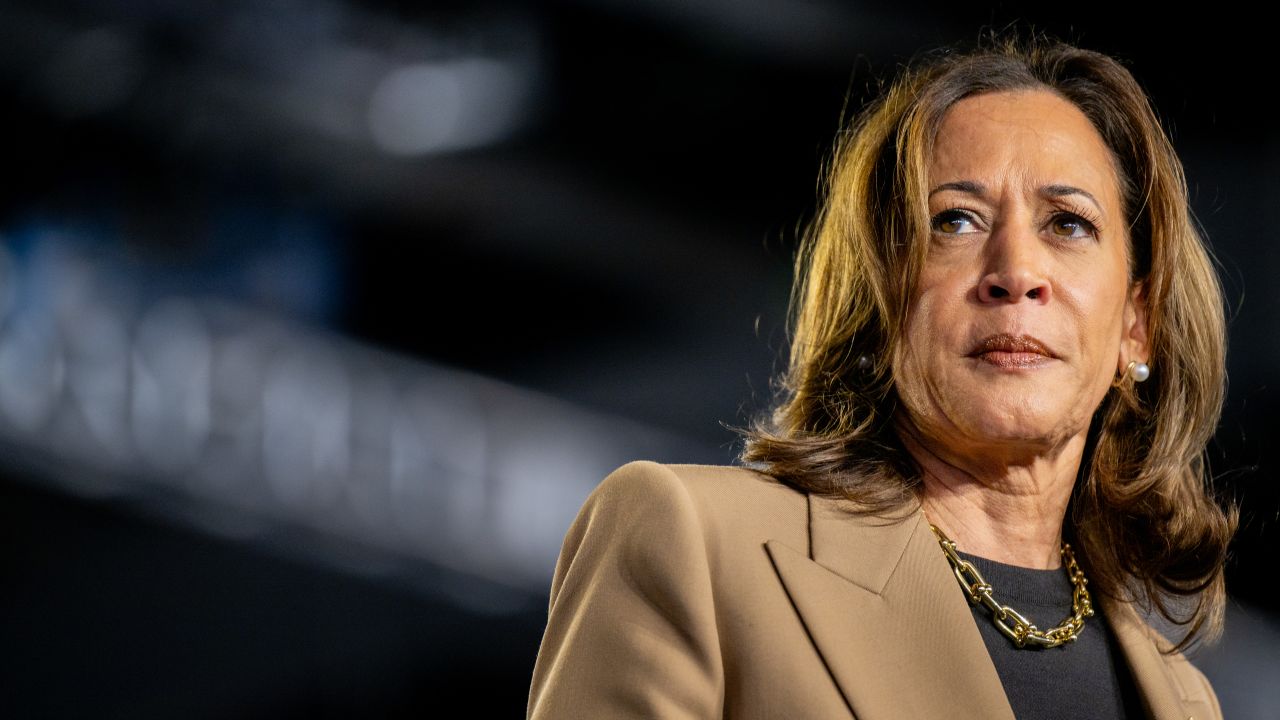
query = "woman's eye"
(931, 210, 978, 235)
(1049, 213, 1097, 239)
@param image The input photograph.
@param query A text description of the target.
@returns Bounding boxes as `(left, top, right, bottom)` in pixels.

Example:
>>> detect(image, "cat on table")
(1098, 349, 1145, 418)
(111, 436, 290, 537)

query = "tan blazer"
(527, 461, 1222, 720)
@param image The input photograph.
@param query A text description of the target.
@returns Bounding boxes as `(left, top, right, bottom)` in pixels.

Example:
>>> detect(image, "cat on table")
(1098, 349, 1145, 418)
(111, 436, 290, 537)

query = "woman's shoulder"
(594, 460, 806, 510)
(582, 460, 810, 544)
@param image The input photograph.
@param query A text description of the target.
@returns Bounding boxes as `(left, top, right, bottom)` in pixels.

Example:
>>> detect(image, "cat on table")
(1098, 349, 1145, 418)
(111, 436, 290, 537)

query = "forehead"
(928, 89, 1121, 209)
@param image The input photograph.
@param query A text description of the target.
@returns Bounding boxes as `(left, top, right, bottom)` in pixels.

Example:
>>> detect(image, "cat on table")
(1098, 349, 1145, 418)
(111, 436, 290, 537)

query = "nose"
(977, 224, 1051, 304)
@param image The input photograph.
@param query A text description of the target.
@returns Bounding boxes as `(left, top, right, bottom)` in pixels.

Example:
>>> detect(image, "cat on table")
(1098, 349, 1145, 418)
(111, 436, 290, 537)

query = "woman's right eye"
(930, 209, 979, 235)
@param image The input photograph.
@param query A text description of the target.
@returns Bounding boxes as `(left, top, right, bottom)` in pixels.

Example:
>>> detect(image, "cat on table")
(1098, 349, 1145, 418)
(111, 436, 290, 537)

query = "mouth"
(967, 333, 1057, 368)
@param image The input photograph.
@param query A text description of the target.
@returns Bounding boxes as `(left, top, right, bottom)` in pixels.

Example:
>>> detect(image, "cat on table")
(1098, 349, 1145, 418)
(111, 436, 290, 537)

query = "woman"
(527, 37, 1235, 719)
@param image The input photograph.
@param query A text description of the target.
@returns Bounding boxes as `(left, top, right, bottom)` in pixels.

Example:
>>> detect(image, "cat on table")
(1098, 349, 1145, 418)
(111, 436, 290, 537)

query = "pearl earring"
(1126, 360, 1150, 383)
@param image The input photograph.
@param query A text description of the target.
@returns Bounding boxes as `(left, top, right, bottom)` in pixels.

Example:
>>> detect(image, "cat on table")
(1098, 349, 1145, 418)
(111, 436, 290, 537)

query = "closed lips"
(968, 334, 1057, 361)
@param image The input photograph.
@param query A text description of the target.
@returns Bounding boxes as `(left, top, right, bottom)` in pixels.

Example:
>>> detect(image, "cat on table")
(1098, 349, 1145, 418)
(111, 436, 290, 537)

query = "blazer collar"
(1103, 594, 1202, 720)
(766, 492, 1198, 720)
(766, 493, 1016, 720)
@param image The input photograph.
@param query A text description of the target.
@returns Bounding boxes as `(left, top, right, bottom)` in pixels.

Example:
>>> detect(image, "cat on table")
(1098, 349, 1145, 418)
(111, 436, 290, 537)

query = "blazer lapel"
(1103, 595, 1196, 720)
(765, 494, 1016, 720)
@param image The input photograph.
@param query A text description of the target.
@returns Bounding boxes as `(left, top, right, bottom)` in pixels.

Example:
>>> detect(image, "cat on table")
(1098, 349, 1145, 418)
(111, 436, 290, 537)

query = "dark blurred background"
(1, 1, 1277, 718)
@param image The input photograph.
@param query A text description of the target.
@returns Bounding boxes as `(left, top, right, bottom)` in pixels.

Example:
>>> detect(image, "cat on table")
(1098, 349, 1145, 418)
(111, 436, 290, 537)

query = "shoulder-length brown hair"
(742, 36, 1236, 651)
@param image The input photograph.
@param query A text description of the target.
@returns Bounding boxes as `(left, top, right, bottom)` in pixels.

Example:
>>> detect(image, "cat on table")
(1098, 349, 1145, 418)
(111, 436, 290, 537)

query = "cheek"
(1064, 281, 1129, 396)
(1077, 273, 1129, 346)
(906, 271, 966, 343)
(897, 279, 962, 390)
(901, 288, 939, 362)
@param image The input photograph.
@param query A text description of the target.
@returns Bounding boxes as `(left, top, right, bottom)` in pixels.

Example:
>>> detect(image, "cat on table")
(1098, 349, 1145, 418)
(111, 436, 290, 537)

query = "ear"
(1118, 280, 1150, 373)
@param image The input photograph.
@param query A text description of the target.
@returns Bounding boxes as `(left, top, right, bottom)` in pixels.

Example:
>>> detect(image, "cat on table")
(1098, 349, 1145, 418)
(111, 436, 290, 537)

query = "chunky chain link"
(929, 524, 1095, 649)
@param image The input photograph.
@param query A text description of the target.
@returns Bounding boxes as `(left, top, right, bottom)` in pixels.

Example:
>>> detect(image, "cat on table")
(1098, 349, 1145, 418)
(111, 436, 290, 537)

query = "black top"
(956, 550, 1147, 720)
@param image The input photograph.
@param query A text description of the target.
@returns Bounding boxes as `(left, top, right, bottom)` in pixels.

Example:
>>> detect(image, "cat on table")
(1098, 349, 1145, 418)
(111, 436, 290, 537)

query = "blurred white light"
(262, 347, 351, 509)
(211, 332, 268, 418)
(366, 58, 531, 156)
(131, 300, 213, 471)
(0, 319, 65, 432)
(389, 378, 488, 544)
(0, 230, 711, 603)
(0, 242, 17, 326)
(64, 303, 131, 458)
(488, 399, 619, 583)
(202, 330, 269, 491)
(344, 369, 396, 535)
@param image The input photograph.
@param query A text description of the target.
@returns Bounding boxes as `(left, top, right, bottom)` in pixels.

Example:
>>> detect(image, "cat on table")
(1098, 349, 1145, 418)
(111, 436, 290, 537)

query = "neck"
(898, 421, 1085, 570)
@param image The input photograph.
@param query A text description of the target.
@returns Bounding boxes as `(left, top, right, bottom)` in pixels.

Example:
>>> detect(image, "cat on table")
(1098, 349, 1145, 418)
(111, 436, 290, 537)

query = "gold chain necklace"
(929, 524, 1095, 649)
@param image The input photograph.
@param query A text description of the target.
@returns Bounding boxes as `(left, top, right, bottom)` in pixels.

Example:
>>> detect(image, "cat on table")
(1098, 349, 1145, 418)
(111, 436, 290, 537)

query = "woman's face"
(895, 89, 1148, 461)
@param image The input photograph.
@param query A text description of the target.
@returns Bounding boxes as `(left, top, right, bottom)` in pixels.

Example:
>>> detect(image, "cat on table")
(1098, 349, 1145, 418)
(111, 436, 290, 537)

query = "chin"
(958, 406, 1087, 451)
(897, 369, 1099, 453)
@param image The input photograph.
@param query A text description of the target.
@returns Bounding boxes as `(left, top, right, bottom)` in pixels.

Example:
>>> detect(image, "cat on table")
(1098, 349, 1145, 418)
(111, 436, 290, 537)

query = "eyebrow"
(928, 181, 1105, 214)
(928, 180, 985, 198)
(1042, 184, 1103, 213)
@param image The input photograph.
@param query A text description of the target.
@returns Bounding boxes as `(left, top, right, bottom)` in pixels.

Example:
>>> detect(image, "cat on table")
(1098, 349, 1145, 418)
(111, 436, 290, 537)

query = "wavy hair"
(741, 35, 1236, 651)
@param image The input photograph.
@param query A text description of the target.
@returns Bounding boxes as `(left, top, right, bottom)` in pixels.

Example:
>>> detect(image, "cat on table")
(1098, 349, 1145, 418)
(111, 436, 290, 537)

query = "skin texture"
(895, 89, 1150, 568)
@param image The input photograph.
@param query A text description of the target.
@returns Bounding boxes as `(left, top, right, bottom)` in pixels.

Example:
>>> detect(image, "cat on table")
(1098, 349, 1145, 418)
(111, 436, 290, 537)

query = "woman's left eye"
(1048, 212, 1098, 239)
